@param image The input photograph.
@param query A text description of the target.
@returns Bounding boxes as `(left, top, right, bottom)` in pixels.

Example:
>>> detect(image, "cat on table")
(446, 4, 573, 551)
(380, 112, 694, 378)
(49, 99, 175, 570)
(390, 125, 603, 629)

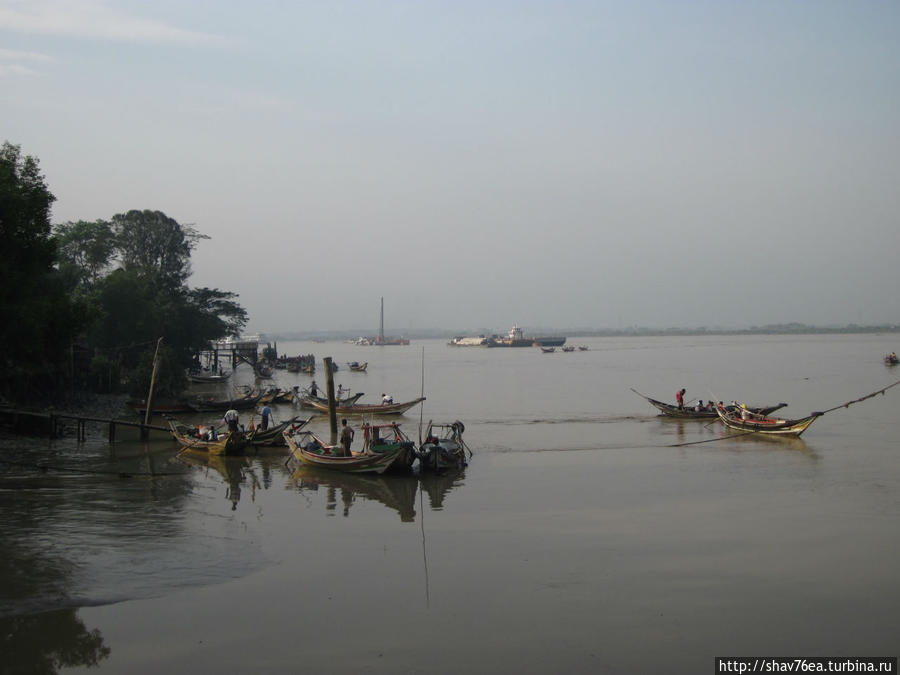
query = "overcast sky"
(3, 1, 898, 334)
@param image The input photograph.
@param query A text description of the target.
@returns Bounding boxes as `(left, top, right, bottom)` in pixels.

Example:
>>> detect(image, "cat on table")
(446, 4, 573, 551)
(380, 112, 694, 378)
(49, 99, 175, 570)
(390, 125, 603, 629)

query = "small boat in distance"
(885, 352, 898, 366)
(347, 361, 368, 372)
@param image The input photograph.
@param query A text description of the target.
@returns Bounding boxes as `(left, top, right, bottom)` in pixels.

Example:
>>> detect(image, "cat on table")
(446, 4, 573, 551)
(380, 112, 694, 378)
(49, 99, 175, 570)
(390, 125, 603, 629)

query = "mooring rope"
(669, 377, 900, 447)
(815, 378, 900, 416)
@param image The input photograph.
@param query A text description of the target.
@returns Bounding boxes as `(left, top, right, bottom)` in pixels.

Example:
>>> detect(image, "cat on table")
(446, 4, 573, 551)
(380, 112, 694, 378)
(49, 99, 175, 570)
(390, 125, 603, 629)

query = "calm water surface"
(1, 334, 899, 674)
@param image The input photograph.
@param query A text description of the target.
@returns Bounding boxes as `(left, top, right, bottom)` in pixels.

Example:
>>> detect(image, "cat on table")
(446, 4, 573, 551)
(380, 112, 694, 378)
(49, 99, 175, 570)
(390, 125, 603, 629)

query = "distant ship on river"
(450, 325, 566, 348)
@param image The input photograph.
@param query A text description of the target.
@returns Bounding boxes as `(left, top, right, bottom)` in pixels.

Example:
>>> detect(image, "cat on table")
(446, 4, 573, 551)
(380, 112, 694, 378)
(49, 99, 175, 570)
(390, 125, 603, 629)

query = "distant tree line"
(0, 141, 247, 404)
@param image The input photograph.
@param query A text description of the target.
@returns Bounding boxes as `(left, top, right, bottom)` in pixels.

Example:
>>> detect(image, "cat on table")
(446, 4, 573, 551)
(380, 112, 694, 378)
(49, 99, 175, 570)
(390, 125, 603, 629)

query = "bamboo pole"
(143, 337, 163, 429)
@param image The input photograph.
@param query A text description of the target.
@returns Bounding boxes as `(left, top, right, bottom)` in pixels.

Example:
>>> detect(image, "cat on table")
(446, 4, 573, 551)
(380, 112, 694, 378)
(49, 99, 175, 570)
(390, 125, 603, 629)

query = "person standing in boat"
(675, 388, 686, 410)
(339, 418, 354, 457)
(260, 402, 272, 430)
(310, 381, 318, 398)
(224, 408, 240, 433)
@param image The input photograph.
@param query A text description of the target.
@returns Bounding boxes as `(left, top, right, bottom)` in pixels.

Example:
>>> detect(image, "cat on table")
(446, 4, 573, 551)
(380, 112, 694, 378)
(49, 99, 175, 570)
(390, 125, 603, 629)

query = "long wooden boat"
(631, 389, 788, 420)
(714, 405, 822, 437)
(298, 391, 365, 409)
(127, 397, 195, 416)
(168, 420, 250, 455)
(247, 416, 310, 446)
(283, 428, 405, 474)
(188, 392, 263, 412)
(302, 396, 426, 416)
(187, 371, 232, 384)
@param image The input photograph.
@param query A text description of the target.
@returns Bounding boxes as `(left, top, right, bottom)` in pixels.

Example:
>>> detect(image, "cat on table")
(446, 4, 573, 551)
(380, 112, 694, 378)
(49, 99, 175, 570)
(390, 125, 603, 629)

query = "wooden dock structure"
(196, 335, 262, 372)
(1, 408, 169, 442)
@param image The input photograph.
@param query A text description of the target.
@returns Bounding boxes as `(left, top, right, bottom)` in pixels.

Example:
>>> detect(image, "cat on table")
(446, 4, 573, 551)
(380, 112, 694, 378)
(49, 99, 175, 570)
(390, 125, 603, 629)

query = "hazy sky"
(3, 1, 899, 334)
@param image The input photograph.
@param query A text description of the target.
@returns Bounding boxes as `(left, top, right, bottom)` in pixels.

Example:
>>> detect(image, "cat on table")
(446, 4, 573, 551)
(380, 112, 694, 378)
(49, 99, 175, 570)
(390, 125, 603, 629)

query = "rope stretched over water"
(815, 377, 900, 416)
(669, 377, 900, 447)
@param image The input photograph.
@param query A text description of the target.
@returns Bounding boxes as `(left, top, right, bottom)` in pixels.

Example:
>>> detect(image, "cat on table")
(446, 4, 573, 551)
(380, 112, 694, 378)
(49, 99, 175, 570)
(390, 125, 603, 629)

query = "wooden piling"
(324, 356, 338, 442)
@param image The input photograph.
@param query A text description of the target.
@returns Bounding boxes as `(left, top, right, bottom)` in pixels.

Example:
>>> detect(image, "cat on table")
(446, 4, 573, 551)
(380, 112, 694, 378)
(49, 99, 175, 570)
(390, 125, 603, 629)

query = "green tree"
(0, 142, 87, 401)
(54, 219, 116, 291)
(111, 209, 208, 290)
(59, 209, 248, 397)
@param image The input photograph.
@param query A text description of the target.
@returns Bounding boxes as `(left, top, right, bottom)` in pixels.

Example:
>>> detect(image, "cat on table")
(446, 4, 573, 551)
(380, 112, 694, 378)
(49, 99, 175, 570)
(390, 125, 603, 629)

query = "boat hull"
(168, 421, 249, 455)
(303, 397, 426, 416)
(715, 407, 821, 437)
(631, 390, 787, 420)
(284, 430, 403, 474)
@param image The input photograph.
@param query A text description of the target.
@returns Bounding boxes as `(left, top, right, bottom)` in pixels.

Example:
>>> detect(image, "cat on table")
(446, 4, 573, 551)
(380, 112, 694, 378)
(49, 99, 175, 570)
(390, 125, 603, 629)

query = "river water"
(1, 334, 898, 674)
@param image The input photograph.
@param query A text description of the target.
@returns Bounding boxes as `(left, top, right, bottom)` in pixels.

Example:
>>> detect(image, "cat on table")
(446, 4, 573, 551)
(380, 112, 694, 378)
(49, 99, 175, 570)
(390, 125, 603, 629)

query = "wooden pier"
(1, 408, 169, 442)
(196, 335, 262, 372)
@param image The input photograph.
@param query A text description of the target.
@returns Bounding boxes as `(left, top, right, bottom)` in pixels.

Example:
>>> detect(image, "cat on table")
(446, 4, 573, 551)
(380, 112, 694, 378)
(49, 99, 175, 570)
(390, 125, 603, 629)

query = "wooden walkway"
(0, 408, 169, 442)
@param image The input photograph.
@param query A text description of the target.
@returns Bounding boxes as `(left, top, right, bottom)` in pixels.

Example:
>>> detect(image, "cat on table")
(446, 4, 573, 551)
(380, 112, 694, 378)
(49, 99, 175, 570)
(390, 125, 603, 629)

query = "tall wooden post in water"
(143, 337, 163, 439)
(324, 356, 338, 442)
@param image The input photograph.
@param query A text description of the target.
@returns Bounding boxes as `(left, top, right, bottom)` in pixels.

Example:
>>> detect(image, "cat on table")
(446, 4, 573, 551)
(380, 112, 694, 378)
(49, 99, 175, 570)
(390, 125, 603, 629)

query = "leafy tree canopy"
(111, 209, 208, 290)
(53, 209, 247, 398)
(0, 142, 88, 401)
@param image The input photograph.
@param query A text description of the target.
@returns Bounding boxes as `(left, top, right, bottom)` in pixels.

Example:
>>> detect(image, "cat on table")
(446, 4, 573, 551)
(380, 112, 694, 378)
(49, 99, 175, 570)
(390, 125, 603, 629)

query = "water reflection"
(176, 450, 252, 510)
(0, 609, 109, 674)
(719, 431, 815, 455)
(287, 463, 466, 521)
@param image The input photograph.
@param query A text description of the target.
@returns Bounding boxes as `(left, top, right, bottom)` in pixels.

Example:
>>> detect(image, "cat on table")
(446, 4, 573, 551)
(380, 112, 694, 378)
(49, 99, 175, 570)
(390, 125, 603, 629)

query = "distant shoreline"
(262, 324, 900, 342)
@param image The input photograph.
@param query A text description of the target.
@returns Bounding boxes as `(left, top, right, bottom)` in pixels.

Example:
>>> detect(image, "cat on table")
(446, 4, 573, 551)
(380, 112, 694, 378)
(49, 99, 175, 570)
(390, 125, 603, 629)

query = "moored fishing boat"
(247, 416, 310, 446)
(187, 370, 232, 384)
(283, 428, 405, 474)
(361, 421, 417, 471)
(188, 392, 263, 412)
(418, 420, 470, 471)
(127, 397, 195, 416)
(168, 419, 250, 455)
(714, 404, 821, 437)
(298, 390, 365, 409)
(631, 389, 788, 420)
(302, 395, 426, 416)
